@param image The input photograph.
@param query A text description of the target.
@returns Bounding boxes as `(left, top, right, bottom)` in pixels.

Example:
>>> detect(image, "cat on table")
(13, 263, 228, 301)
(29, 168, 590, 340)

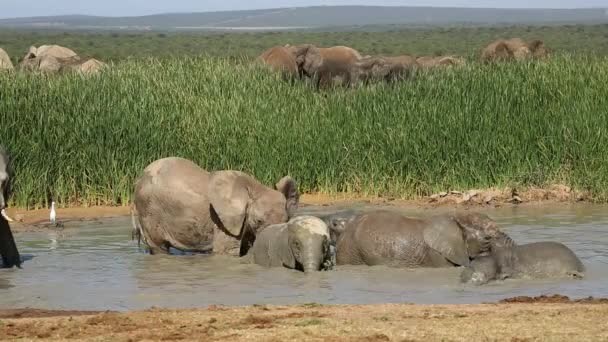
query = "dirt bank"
(4, 184, 593, 228)
(1, 297, 607, 341)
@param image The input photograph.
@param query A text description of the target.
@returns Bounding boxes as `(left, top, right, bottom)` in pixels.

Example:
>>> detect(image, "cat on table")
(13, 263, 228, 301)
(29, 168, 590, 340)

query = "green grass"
(1, 54, 607, 209)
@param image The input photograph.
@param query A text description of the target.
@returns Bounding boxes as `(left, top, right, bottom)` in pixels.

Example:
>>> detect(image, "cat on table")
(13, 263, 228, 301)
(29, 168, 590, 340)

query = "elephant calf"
(247, 216, 332, 273)
(461, 234, 584, 285)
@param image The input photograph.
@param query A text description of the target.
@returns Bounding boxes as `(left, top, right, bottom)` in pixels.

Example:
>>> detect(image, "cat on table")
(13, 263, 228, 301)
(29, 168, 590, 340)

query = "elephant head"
(528, 40, 550, 58)
(286, 216, 331, 272)
(207, 171, 299, 240)
(452, 212, 501, 258)
(285, 44, 323, 78)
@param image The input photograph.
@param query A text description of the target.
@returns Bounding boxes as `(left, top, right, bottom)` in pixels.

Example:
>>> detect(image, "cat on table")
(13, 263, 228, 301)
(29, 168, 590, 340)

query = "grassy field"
(1, 24, 608, 62)
(1, 53, 607, 209)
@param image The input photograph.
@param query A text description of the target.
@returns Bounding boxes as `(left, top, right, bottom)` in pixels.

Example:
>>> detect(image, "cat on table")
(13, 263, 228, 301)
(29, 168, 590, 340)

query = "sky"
(1, 0, 606, 19)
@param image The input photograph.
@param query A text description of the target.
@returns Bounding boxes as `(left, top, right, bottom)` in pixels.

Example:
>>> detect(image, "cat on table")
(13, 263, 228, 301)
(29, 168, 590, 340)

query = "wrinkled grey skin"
(247, 216, 332, 273)
(461, 233, 585, 285)
(286, 44, 361, 88)
(132, 157, 299, 256)
(0, 214, 21, 268)
(330, 210, 500, 268)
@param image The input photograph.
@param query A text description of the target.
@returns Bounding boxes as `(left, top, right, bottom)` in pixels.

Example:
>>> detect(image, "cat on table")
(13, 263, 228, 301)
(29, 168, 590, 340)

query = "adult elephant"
(246, 216, 332, 273)
(330, 210, 501, 268)
(257, 46, 298, 79)
(461, 232, 584, 285)
(19, 44, 81, 72)
(351, 55, 418, 84)
(0, 215, 20, 268)
(481, 38, 549, 62)
(286, 44, 362, 88)
(0, 146, 15, 223)
(132, 157, 299, 256)
(0, 48, 13, 70)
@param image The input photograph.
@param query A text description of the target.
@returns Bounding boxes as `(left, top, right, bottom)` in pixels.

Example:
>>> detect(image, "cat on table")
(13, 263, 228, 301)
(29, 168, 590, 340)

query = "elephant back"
(0, 48, 13, 70)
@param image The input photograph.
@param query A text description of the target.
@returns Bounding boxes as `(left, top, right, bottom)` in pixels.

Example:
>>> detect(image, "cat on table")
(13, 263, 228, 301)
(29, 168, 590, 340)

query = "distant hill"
(0, 6, 607, 31)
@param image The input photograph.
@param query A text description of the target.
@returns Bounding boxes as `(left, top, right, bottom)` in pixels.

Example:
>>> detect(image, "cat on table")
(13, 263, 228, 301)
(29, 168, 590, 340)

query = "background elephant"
(286, 44, 362, 88)
(416, 55, 464, 69)
(257, 46, 298, 79)
(351, 55, 417, 84)
(246, 215, 332, 272)
(330, 210, 500, 268)
(0, 48, 13, 70)
(133, 157, 299, 256)
(461, 233, 584, 285)
(0, 215, 20, 268)
(481, 38, 549, 62)
(19, 44, 81, 72)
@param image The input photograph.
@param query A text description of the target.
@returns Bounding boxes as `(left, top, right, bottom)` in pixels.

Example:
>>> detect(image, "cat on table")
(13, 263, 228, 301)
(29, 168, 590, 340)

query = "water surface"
(1, 204, 606, 311)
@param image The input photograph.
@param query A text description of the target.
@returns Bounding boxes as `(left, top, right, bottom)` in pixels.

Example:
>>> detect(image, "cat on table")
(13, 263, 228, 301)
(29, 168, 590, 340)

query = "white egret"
(50, 201, 56, 224)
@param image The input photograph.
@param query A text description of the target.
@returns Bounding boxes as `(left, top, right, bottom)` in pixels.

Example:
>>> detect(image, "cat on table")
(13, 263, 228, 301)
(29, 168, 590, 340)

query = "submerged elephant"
(351, 55, 418, 84)
(257, 46, 298, 79)
(132, 157, 299, 256)
(330, 210, 501, 268)
(286, 44, 362, 88)
(0, 48, 13, 70)
(461, 233, 584, 285)
(481, 38, 549, 62)
(246, 215, 332, 273)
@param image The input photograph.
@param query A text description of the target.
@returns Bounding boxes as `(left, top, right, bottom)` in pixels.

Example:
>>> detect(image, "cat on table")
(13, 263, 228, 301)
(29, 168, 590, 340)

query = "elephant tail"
(130, 204, 142, 247)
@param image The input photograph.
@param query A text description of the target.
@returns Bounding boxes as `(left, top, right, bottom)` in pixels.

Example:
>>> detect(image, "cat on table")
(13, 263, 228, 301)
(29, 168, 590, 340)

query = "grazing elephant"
(246, 216, 332, 273)
(19, 45, 81, 72)
(351, 55, 418, 84)
(0, 146, 15, 223)
(132, 157, 299, 256)
(0, 48, 13, 70)
(286, 44, 362, 88)
(460, 233, 584, 285)
(257, 46, 298, 79)
(330, 210, 501, 268)
(0, 214, 21, 268)
(416, 56, 464, 69)
(481, 38, 549, 62)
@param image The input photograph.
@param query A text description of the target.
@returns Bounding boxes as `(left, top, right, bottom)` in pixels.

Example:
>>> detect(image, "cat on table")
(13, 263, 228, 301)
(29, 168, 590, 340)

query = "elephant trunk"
(301, 245, 324, 273)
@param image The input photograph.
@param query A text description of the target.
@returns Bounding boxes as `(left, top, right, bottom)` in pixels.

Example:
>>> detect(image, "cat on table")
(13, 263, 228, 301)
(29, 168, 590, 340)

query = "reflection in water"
(0, 204, 607, 311)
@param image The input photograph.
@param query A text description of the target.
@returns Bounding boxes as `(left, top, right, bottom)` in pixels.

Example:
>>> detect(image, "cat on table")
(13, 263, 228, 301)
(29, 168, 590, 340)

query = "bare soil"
(1, 297, 607, 341)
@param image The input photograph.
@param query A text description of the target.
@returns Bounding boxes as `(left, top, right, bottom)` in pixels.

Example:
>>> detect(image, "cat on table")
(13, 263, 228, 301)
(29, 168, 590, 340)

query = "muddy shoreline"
(1, 296, 607, 341)
(4, 186, 597, 228)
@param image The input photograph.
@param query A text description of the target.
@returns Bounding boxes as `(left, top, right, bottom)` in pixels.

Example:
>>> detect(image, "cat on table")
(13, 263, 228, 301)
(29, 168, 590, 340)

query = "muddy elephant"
(461, 232, 584, 285)
(0, 215, 20, 268)
(416, 55, 464, 69)
(481, 38, 549, 62)
(19, 44, 81, 72)
(257, 46, 298, 79)
(351, 55, 418, 84)
(330, 210, 501, 268)
(286, 44, 362, 88)
(246, 216, 332, 273)
(0, 48, 13, 70)
(132, 157, 300, 256)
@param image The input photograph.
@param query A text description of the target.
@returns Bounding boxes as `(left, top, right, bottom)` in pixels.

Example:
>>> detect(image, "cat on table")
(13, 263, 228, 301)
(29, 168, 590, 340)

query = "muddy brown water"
(1, 204, 607, 311)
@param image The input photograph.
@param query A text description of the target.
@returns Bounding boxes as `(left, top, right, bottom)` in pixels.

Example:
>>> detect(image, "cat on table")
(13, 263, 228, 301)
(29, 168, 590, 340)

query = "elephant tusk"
(1, 209, 15, 222)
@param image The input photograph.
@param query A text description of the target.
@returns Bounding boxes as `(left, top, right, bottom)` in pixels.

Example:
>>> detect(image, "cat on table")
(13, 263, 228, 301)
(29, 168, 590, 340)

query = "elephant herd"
(0, 151, 586, 285)
(0, 45, 106, 75)
(257, 37, 549, 88)
(125, 156, 584, 285)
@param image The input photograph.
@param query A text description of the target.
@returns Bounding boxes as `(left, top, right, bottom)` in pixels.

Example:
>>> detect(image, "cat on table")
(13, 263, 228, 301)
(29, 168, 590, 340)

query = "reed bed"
(1, 55, 606, 208)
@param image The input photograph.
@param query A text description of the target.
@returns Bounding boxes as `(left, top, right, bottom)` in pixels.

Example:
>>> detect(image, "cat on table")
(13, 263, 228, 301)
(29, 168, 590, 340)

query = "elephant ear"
(208, 171, 251, 237)
(495, 42, 509, 56)
(423, 216, 469, 266)
(275, 176, 299, 217)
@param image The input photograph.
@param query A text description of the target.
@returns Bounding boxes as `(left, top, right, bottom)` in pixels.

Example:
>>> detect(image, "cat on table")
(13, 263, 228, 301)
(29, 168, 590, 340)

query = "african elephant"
(246, 216, 332, 273)
(416, 56, 464, 69)
(132, 157, 299, 256)
(257, 46, 298, 79)
(0, 215, 20, 268)
(19, 44, 81, 72)
(330, 210, 501, 268)
(481, 38, 549, 62)
(286, 44, 362, 88)
(0, 146, 15, 223)
(351, 55, 418, 84)
(0, 48, 13, 70)
(460, 232, 584, 285)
